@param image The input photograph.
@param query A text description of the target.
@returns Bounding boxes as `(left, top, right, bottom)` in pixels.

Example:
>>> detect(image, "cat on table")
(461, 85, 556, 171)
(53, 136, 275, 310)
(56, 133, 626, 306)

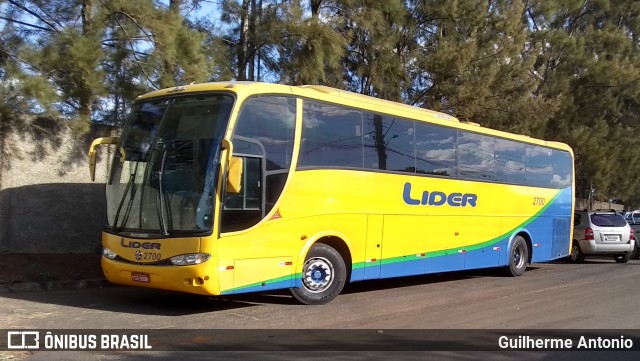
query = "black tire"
(614, 252, 631, 264)
(504, 236, 528, 277)
(291, 243, 347, 305)
(631, 244, 640, 260)
(569, 241, 585, 263)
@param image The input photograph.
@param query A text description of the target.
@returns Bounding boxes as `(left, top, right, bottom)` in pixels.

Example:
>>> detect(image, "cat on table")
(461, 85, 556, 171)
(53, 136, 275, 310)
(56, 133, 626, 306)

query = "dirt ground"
(0, 254, 103, 360)
(0, 253, 104, 285)
(0, 351, 32, 361)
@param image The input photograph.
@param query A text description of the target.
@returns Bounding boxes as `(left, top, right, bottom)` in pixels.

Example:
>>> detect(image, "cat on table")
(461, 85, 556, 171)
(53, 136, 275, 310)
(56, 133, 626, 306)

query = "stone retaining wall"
(1, 126, 111, 253)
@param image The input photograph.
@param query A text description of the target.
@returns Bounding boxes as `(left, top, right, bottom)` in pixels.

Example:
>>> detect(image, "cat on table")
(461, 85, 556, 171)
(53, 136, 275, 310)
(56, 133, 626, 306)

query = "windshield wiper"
(156, 148, 170, 236)
(112, 162, 140, 232)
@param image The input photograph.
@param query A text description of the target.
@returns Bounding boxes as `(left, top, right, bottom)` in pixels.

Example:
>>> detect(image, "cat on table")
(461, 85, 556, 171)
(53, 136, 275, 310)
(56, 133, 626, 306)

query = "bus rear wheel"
(291, 243, 346, 305)
(504, 236, 528, 277)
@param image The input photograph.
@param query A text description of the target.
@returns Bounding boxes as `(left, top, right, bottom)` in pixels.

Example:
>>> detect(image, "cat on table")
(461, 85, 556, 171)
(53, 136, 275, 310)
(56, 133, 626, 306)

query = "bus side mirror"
(226, 156, 243, 194)
(88, 137, 118, 181)
(221, 138, 243, 194)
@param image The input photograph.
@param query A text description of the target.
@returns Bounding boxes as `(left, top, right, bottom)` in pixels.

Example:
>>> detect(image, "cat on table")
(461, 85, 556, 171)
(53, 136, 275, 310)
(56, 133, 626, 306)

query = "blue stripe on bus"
(228, 186, 572, 293)
(355, 186, 572, 282)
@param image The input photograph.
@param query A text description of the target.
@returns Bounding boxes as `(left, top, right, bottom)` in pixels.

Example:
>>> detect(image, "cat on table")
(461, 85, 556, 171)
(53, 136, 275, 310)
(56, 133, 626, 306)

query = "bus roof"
(137, 81, 572, 153)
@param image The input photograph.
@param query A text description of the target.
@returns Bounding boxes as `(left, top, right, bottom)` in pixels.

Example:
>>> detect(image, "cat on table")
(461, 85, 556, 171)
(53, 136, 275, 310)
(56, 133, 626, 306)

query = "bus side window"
(220, 96, 296, 233)
(458, 131, 496, 181)
(525, 145, 554, 188)
(415, 123, 457, 177)
(221, 156, 263, 233)
(298, 101, 364, 169)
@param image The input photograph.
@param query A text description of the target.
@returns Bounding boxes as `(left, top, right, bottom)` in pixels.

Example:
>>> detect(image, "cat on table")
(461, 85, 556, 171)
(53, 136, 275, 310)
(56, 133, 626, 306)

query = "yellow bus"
(89, 81, 574, 304)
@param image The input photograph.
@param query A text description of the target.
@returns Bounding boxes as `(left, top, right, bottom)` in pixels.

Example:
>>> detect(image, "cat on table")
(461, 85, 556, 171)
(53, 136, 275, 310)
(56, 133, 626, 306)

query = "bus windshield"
(106, 93, 234, 235)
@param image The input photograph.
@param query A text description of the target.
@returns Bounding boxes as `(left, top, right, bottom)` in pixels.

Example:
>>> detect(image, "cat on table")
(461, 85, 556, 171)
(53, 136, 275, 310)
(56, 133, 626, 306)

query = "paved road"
(2, 258, 640, 360)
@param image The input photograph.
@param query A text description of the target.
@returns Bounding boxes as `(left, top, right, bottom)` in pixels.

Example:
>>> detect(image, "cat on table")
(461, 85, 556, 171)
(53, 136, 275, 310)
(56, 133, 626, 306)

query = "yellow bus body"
(99, 81, 575, 300)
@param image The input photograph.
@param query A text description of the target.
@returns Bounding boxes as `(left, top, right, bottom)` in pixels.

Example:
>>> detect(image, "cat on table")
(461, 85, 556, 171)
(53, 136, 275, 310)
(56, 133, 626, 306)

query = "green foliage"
(407, 0, 558, 136)
(273, 0, 348, 85)
(1, 0, 228, 128)
(528, 0, 640, 204)
(340, 0, 408, 100)
(1, 0, 640, 205)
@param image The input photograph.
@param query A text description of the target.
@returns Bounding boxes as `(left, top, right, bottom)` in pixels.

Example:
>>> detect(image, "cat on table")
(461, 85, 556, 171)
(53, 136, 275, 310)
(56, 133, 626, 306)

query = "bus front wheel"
(504, 236, 528, 277)
(291, 243, 346, 305)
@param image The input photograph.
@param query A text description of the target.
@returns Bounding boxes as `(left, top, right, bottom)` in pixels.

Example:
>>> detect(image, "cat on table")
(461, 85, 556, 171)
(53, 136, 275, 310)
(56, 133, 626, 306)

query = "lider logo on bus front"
(402, 182, 477, 207)
(120, 238, 161, 250)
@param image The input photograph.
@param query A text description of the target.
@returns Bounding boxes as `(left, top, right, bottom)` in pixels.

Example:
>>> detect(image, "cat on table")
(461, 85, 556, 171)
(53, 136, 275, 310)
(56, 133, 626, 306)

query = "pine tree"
(0, 0, 105, 130)
(340, 0, 409, 100)
(529, 0, 640, 202)
(407, 0, 555, 135)
(1, 0, 223, 129)
(273, 0, 348, 86)
(219, 0, 264, 80)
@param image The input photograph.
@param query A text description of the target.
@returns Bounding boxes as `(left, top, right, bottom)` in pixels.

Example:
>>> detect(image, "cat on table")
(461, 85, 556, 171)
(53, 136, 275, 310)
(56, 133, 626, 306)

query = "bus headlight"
(170, 253, 211, 266)
(102, 247, 118, 260)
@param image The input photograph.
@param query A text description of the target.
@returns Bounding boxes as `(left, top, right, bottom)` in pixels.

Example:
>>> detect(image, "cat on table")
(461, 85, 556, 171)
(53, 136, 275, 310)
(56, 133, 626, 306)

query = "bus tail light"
(170, 253, 211, 266)
(585, 227, 594, 241)
(102, 247, 118, 260)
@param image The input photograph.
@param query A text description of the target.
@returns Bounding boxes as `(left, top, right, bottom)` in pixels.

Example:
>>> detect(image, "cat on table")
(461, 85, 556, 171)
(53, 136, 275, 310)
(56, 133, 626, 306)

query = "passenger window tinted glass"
(299, 101, 364, 168)
(415, 123, 456, 176)
(495, 138, 525, 184)
(363, 114, 415, 172)
(590, 214, 627, 227)
(526, 145, 553, 187)
(458, 131, 495, 180)
(232, 137, 264, 156)
(234, 96, 296, 170)
(222, 96, 296, 232)
(550, 150, 572, 188)
(220, 155, 264, 232)
(223, 157, 262, 210)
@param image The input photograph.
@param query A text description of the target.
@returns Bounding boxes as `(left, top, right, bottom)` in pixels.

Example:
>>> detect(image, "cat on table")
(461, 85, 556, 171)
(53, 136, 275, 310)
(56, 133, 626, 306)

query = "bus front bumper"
(101, 257, 220, 296)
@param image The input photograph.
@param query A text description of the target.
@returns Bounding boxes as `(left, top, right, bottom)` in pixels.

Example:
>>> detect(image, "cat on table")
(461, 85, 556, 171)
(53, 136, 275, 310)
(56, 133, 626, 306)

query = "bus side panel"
(380, 215, 430, 277)
(461, 216, 503, 269)
(506, 186, 573, 264)
(495, 186, 573, 266)
(378, 215, 503, 277)
(218, 214, 367, 295)
(232, 257, 294, 293)
(284, 170, 571, 282)
(361, 215, 383, 280)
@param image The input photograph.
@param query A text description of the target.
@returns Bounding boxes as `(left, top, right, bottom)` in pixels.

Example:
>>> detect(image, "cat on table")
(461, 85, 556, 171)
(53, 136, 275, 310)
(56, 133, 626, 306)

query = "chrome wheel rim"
(302, 257, 334, 293)
(513, 244, 525, 268)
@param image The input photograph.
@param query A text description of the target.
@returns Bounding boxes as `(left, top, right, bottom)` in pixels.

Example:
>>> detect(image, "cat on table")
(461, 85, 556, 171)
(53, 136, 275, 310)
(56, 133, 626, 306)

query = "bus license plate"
(131, 272, 150, 283)
(603, 235, 620, 242)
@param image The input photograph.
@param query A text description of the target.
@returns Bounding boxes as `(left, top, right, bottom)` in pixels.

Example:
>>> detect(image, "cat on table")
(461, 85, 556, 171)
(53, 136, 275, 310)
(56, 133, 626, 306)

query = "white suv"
(624, 211, 640, 259)
(571, 210, 634, 263)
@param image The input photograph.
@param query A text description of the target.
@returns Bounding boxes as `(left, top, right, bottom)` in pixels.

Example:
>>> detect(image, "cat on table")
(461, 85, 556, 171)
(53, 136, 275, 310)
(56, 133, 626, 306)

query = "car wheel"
(504, 235, 528, 277)
(569, 241, 585, 263)
(630, 245, 640, 260)
(614, 252, 631, 264)
(291, 243, 347, 305)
